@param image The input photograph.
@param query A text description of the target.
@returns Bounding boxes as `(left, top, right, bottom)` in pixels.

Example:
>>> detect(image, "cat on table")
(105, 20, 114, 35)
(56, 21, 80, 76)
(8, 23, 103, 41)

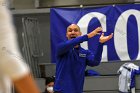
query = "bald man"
(54, 24, 113, 93)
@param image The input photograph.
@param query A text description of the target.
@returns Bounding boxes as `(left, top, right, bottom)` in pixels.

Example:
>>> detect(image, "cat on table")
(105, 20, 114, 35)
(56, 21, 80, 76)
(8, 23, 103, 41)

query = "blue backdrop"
(50, 4, 140, 63)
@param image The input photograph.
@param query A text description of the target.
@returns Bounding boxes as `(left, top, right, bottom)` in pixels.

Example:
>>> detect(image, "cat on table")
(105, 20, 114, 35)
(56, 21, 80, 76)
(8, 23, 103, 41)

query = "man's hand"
(99, 33, 113, 43)
(87, 27, 102, 38)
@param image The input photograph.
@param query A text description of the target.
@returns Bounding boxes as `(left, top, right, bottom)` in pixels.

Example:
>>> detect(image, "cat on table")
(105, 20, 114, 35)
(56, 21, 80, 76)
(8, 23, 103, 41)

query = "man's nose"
(71, 30, 75, 34)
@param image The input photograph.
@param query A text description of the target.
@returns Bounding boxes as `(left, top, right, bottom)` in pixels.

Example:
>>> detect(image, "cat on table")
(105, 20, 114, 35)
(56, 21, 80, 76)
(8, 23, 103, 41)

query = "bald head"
(67, 24, 80, 32)
(66, 24, 81, 40)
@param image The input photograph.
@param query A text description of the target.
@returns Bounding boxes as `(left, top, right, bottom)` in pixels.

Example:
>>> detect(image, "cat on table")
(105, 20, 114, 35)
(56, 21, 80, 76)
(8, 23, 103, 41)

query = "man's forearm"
(87, 27, 102, 38)
(13, 74, 40, 93)
(57, 35, 88, 56)
(93, 43, 103, 62)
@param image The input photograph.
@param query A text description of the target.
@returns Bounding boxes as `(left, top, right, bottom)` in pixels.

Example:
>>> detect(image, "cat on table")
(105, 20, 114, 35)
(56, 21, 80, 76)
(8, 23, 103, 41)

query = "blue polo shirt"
(54, 35, 103, 93)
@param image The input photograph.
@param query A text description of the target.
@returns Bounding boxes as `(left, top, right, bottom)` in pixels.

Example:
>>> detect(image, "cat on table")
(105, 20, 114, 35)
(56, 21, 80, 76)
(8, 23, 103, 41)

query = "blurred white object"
(118, 63, 139, 93)
(0, 0, 29, 93)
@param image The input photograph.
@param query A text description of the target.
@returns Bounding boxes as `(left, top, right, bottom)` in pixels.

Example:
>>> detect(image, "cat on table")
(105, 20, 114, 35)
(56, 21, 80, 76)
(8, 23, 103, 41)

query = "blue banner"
(50, 4, 140, 63)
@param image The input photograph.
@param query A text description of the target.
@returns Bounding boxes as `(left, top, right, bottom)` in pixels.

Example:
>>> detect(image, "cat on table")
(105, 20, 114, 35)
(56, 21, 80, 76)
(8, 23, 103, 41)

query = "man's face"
(66, 24, 81, 40)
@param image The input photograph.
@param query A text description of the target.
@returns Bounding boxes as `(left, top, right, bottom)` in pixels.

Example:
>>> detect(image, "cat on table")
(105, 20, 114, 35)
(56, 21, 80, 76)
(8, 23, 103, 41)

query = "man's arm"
(86, 29, 113, 66)
(86, 43, 103, 66)
(13, 74, 40, 93)
(87, 27, 102, 38)
(1, 59, 40, 93)
(56, 35, 88, 56)
(57, 27, 103, 56)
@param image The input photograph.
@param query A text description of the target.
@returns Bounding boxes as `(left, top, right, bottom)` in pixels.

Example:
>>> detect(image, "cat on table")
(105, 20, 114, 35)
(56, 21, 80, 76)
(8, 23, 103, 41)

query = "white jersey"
(0, 0, 29, 93)
(118, 63, 139, 93)
(118, 65, 131, 92)
(0, 74, 11, 93)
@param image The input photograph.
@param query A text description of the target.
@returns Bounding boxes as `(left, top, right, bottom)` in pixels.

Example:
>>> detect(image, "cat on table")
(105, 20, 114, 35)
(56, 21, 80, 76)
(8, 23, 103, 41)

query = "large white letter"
(77, 12, 108, 61)
(114, 9, 140, 60)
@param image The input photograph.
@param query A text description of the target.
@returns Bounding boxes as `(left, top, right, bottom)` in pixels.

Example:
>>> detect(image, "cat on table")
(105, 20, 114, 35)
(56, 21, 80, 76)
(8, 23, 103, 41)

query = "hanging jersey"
(118, 63, 140, 93)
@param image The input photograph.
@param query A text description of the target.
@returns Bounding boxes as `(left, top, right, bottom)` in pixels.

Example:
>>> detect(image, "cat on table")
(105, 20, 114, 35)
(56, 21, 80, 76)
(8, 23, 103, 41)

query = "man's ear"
(80, 31, 82, 35)
(66, 33, 68, 38)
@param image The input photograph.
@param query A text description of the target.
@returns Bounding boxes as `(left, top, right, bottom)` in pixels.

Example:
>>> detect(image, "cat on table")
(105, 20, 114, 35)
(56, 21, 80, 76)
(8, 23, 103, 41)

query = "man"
(0, 0, 40, 93)
(54, 24, 113, 93)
